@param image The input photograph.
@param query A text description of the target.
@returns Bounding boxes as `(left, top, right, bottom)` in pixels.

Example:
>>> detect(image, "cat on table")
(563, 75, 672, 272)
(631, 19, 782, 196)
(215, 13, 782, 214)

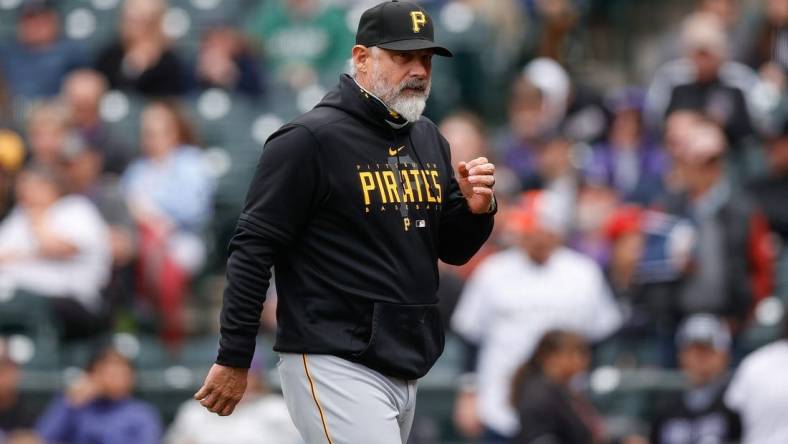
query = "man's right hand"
(194, 364, 248, 416)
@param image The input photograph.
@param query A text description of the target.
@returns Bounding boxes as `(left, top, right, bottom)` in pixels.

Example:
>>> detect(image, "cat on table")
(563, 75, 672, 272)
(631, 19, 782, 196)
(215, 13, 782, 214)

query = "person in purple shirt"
(36, 346, 162, 444)
(584, 88, 668, 205)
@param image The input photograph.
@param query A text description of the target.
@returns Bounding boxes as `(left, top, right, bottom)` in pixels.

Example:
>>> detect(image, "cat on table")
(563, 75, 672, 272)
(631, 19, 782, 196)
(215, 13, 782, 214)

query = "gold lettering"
(421, 170, 436, 203)
(430, 170, 442, 203)
(400, 170, 415, 202)
(373, 171, 388, 203)
(409, 170, 424, 202)
(410, 11, 426, 33)
(382, 171, 401, 203)
(403, 217, 411, 232)
(359, 172, 375, 205)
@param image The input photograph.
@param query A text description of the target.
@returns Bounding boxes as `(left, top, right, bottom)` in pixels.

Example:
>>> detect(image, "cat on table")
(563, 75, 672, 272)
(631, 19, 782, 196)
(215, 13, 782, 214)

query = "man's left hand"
(457, 157, 495, 214)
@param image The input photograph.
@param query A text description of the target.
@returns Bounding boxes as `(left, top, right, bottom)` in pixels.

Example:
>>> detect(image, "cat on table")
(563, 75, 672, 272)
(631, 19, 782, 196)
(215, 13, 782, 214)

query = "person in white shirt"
(451, 190, 622, 441)
(0, 164, 111, 339)
(725, 320, 788, 444)
(165, 363, 302, 444)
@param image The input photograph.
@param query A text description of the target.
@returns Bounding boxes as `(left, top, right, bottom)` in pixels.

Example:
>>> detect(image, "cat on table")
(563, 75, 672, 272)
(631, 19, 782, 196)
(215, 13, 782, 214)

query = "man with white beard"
(195, 2, 498, 443)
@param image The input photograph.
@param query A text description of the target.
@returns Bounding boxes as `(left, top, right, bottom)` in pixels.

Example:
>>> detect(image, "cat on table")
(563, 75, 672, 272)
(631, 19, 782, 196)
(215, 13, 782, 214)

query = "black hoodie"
(216, 74, 495, 379)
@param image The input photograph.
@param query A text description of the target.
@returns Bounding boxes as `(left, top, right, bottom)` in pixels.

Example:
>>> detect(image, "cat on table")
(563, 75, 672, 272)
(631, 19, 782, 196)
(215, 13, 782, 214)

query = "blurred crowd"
(0, 0, 787, 443)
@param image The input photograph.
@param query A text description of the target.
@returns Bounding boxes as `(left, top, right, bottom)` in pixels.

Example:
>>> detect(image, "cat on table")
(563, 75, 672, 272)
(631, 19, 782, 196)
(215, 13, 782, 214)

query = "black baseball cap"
(356, 0, 453, 57)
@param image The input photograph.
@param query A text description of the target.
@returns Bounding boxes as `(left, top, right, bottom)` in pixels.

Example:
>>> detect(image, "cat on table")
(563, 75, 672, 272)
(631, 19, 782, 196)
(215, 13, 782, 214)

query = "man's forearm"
(216, 220, 277, 368)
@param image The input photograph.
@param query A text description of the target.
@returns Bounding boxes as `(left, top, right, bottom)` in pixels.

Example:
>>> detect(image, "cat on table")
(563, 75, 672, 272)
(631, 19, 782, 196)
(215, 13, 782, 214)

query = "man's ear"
(352, 45, 370, 74)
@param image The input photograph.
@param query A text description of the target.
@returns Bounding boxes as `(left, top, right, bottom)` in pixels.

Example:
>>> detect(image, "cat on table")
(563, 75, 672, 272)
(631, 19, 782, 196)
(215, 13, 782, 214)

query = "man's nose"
(409, 60, 429, 79)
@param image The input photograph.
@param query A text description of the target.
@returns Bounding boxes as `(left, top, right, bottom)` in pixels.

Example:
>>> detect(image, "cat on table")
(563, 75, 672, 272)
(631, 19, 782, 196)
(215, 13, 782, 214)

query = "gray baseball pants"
(277, 353, 418, 444)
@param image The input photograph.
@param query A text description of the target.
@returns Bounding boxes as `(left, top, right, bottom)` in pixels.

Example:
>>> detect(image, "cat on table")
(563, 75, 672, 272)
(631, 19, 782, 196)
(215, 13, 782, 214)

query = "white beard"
(368, 63, 431, 122)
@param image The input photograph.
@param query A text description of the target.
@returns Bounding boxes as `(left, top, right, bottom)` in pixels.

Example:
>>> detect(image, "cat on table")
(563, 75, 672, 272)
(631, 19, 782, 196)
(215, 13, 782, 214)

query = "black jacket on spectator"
(216, 74, 494, 378)
(514, 373, 592, 444)
(95, 41, 186, 97)
(650, 376, 741, 444)
(659, 186, 771, 322)
(666, 81, 754, 146)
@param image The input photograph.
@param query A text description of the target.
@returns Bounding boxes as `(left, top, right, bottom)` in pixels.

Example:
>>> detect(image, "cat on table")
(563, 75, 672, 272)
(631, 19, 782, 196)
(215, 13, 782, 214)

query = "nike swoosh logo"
(388, 146, 406, 156)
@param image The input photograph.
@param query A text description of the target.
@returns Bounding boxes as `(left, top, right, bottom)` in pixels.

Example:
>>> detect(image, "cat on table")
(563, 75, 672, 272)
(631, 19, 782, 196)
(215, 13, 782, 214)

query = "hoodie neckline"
(318, 74, 413, 134)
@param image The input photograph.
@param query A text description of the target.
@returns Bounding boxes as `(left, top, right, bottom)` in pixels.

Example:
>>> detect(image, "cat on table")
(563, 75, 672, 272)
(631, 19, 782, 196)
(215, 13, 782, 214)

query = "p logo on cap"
(410, 11, 426, 33)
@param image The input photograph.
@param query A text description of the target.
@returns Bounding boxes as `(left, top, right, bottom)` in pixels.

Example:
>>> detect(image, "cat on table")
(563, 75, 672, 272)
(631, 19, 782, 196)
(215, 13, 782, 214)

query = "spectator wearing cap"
(0, 351, 38, 436)
(725, 316, 788, 444)
(0, 164, 111, 340)
(451, 190, 621, 441)
(95, 0, 186, 97)
(584, 88, 667, 205)
(61, 70, 131, 175)
(495, 58, 570, 189)
(165, 353, 301, 444)
(190, 23, 265, 99)
(36, 346, 162, 444)
(657, 120, 773, 331)
(645, 12, 761, 146)
(0, 0, 87, 103)
(649, 314, 742, 444)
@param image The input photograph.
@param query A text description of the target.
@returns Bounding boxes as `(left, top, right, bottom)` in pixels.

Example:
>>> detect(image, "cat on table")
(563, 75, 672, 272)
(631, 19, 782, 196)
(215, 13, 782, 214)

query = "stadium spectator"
(451, 190, 621, 441)
(510, 330, 603, 444)
(0, 0, 86, 102)
(649, 314, 741, 444)
(584, 88, 667, 205)
(725, 317, 788, 444)
(95, 0, 186, 97)
(494, 75, 549, 188)
(0, 353, 38, 435)
(653, 0, 742, 67)
(661, 110, 704, 193)
(192, 23, 265, 99)
(569, 182, 619, 265)
(61, 70, 131, 175)
(60, 134, 137, 321)
(164, 359, 301, 444)
(496, 58, 571, 158)
(24, 101, 71, 166)
(0, 164, 111, 340)
(36, 346, 162, 444)
(518, 0, 583, 67)
(657, 120, 773, 329)
(645, 12, 760, 145)
(749, 121, 788, 242)
(122, 101, 215, 345)
(602, 205, 695, 367)
(246, 0, 354, 88)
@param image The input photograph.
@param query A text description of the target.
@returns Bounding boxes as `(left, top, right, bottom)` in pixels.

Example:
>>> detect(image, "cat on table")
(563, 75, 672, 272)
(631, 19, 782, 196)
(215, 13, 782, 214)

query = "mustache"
(397, 78, 430, 94)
